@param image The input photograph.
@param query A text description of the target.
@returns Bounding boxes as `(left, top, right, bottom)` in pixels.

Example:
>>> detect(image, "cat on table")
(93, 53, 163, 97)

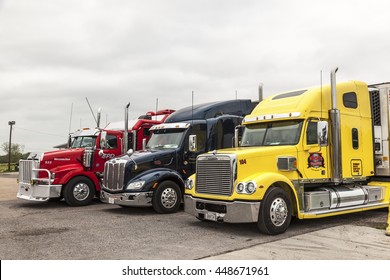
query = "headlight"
(245, 182, 256, 194)
(236, 183, 245, 193)
(126, 181, 145, 190)
(236, 181, 257, 194)
(185, 178, 194, 190)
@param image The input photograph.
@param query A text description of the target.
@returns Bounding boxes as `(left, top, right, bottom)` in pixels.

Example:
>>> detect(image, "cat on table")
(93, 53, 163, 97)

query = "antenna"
(68, 103, 73, 134)
(191, 91, 194, 125)
(320, 70, 323, 119)
(85, 97, 98, 126)
(235, 90, 237, 100)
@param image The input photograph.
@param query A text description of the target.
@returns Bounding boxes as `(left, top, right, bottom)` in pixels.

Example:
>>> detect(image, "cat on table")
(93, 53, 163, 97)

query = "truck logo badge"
(100, 153, 115, 159)
(308, 153, 324, 168)
(239, 159, 247, 165)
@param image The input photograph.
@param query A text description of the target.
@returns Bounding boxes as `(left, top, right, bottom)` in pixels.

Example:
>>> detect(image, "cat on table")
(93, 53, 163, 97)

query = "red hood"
(40, 148, 85, 170)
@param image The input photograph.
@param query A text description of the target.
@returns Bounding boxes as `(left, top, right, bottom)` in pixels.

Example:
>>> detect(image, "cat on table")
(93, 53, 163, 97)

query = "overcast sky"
(1, 0, 390, 155)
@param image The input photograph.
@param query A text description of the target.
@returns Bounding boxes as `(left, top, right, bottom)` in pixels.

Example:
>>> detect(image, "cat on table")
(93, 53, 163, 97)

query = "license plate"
(205, 212, 217, 221)
(108, 197, 115, 204)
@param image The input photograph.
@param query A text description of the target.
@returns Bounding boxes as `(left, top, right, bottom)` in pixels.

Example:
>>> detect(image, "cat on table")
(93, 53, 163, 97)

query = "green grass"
(0, 163, 17, 172)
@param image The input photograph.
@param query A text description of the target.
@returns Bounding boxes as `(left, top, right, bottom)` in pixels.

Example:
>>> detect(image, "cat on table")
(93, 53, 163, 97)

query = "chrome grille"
(18, 160, 38, 183)
(103, 159, 127, 191)
(195, 154, 234, 196)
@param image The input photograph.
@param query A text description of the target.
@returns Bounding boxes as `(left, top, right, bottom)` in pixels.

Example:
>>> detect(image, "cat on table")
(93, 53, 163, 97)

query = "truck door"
(95, 132, 121, 172)
(298, 119, 331, 180)
(213, 118, 237, 149)
(181, 123, 207, 178)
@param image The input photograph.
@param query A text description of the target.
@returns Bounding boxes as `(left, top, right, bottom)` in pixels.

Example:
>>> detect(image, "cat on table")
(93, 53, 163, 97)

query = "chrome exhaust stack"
(96, 108, 101, 128)
(329, 67, 342, 183)
(258, 82, 263, 102)
(123, 102, 130, 155)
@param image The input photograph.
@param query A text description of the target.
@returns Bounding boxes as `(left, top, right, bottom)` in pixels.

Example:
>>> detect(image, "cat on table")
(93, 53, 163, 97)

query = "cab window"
(306, 121, 318, 145)
(71, 136, 96, 148)
(105, 134, 118, 149)
(343, 92, 358, 109)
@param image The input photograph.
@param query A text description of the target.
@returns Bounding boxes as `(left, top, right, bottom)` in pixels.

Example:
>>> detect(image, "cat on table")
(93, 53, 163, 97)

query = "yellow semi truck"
(184, 68, 390, 235)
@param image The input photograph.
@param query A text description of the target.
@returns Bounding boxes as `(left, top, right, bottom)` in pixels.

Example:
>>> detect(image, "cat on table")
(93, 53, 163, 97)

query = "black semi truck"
(100, 99, 256, 213)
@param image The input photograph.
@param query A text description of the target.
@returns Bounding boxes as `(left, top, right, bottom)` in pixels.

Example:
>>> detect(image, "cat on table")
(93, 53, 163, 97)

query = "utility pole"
(8, 121, 15, 172)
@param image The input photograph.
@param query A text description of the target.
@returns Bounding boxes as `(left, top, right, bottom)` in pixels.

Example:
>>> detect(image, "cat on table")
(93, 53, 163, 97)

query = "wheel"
(152, 180, 182, 214)
(257, 186, 292, 235)
(63, 176, 95, 206)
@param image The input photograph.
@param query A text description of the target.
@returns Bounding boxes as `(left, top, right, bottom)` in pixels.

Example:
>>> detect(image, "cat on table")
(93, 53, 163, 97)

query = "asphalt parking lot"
(0, 173, 389, 260)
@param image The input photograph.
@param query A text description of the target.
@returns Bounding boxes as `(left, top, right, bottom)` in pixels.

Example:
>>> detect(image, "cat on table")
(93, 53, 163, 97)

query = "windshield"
(71, 136, 96, 148)
(241, 120, 303, 147)
(146, 128, 186, 149)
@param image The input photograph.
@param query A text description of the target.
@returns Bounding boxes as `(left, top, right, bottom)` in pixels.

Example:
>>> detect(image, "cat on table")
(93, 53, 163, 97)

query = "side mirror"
(317, 121, 328, 146)
(189, 135, 197, 152)
(100, 131, 108, 149)
(234, 125, 245, 147)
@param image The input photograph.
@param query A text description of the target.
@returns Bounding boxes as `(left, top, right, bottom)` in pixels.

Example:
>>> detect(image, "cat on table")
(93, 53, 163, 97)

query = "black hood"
(119, 148, 175, 165)
(118, 148, 177, 182)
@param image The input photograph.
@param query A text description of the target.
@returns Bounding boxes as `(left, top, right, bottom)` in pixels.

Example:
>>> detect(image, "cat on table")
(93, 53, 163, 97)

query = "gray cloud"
(1, 0, 390, 153)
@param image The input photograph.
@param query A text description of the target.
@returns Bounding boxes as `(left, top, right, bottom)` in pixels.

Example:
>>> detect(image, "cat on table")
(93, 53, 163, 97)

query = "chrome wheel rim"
(160, 187, 177, 209)
(270, 197, 288, 226)
(73, 183, 90, 201)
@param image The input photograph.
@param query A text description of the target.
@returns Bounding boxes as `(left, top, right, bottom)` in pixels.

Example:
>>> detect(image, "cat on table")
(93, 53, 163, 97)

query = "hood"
(113, 148, 177, 183)
(40, 148, 85, 169)
(42, 148, 84, 161)
(213, 145, 299, 182)
(119, 148, 176, 165)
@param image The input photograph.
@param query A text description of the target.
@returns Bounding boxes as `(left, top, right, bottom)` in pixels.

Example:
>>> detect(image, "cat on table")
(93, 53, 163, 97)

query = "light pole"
(8, 121, 15, 172)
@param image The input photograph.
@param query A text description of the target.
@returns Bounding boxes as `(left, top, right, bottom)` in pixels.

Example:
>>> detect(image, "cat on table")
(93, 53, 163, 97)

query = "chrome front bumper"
(17, 182, 62, 202)
(184, 195, 261, 223)
(100, 189, 153, 207)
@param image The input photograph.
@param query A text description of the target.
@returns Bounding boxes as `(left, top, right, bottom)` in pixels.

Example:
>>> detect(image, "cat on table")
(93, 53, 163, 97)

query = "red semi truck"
(17, 105, 174, 206)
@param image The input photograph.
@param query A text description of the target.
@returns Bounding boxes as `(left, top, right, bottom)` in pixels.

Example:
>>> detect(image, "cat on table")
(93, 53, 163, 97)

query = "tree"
(1, 142, 25, 163)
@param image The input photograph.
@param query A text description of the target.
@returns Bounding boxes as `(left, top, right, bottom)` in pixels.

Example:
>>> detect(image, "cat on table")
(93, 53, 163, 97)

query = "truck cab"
(184, 72, 390, 235)
(100, 99, 256, 213)
(17, 109, 174, 206)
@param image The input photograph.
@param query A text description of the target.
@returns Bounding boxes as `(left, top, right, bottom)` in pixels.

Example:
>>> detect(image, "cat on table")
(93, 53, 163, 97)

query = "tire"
(63, 176, 95, 206)
(152, 180, 182, 214)
(257, 186, 292, 235)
